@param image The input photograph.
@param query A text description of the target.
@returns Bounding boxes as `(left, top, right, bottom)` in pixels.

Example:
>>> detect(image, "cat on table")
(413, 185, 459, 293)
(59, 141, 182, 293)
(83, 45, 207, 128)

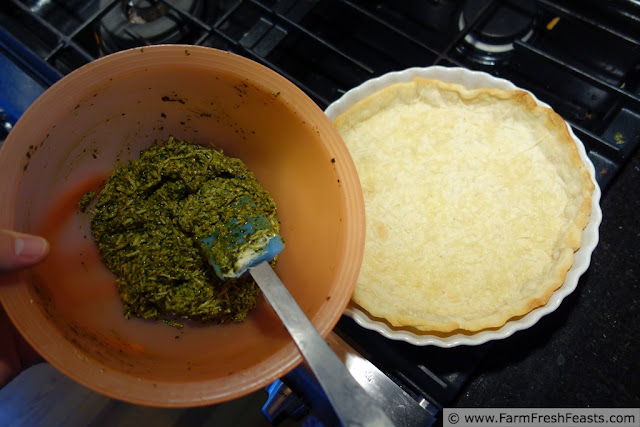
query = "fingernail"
(14, 236, 49, 259)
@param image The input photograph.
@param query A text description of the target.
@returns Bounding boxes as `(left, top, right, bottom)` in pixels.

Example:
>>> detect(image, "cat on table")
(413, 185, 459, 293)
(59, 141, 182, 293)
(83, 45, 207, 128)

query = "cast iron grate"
(1, 0, 639, 420)
(2, 0, 639, 188)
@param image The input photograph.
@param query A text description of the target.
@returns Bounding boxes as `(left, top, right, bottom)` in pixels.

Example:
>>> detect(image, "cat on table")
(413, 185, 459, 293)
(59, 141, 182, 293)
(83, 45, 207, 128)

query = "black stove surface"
(1, 0, 639, 424)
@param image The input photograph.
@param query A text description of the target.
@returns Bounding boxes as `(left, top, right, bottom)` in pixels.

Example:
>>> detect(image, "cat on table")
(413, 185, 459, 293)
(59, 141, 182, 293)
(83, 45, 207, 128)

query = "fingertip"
(14, 235, 49, 260)
(0, 230, 50, 272)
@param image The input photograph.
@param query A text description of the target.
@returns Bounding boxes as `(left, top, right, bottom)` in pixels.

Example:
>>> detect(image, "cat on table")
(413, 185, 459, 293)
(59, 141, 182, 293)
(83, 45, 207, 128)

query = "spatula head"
(201, 213, 284, 280)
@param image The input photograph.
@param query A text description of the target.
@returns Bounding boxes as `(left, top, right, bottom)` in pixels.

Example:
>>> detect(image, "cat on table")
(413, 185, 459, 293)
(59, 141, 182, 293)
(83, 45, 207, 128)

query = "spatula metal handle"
(250, 261, 394, 427)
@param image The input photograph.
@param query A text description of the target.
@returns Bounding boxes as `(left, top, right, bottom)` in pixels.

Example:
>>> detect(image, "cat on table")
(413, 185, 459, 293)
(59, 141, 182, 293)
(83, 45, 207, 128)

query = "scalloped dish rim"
(325, 66, 602, 348)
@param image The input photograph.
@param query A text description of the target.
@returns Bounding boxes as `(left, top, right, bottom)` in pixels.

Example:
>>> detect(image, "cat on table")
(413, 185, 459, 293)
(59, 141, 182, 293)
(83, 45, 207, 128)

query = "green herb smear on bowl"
(88, 137, 280, 326)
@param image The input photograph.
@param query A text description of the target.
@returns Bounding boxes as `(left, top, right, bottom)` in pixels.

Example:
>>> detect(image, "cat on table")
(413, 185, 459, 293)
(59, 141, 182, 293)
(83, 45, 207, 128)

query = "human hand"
(0, 229, 49, 271)
(0, 229, 50, 387)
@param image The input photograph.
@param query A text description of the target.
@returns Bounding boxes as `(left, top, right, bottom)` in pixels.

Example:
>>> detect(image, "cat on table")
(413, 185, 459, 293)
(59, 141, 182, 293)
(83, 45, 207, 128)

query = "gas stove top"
(2, 1, 639, 425)
(2, 1, 640, 186)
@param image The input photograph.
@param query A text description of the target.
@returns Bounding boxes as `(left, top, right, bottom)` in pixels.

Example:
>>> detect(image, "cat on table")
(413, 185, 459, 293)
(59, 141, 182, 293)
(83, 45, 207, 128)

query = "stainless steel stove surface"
(1, 1, 639, 426)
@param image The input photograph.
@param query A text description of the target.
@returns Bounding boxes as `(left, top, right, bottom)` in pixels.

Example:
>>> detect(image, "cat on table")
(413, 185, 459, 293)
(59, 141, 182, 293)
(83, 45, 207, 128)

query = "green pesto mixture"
(78, 191, 95, 213)
(87, 137, 279, 325)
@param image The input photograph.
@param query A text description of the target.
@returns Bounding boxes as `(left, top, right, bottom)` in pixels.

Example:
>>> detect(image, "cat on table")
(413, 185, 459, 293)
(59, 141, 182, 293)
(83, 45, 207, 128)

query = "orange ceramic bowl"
(0, 45, 364, 407)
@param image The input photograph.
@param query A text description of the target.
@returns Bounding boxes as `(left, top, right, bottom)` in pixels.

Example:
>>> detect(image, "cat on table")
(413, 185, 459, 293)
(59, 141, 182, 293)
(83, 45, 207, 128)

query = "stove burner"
(457, 0, 536, 65)
(97, 0, 205, 55)
(125, 0, 170, 24)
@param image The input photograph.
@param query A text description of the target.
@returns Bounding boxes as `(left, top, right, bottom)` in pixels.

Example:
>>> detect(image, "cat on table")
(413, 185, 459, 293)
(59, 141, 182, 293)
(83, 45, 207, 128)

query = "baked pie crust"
(334, 77, 594, 333)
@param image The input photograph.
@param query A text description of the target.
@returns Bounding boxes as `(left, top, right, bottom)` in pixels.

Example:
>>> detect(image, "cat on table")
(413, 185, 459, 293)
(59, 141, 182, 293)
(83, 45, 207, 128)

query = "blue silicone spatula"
(202, 212, 394, 426)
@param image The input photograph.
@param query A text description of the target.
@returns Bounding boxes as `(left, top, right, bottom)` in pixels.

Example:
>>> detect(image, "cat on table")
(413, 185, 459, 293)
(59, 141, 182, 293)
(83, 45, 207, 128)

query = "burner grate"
(3, 1, 639, 183)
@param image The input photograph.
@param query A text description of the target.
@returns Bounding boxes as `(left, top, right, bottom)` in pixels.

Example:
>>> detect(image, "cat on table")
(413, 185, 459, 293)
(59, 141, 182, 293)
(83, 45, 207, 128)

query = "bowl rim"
(0, 44, 365, 407)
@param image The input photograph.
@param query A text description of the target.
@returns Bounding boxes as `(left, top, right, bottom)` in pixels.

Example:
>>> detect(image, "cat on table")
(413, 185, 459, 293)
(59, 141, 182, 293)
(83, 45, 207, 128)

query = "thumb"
(0, 230, 50, 272)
